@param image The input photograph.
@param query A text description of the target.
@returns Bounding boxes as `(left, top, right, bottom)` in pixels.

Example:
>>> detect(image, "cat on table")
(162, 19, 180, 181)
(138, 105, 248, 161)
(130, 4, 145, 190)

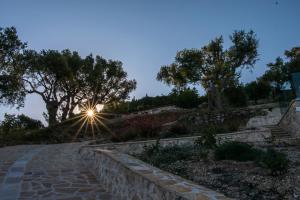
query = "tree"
(263, 57, 289, 93)
(157, 30, 258, 110)
(263, 47, 300, 97)
(1, 113, 44, 133)
(223, 85, 248, 107)
(245, 79, 271, 104)
(170, 88, 201, 108)
(0, 27, 137, 126)
(0, 27, 26, 107)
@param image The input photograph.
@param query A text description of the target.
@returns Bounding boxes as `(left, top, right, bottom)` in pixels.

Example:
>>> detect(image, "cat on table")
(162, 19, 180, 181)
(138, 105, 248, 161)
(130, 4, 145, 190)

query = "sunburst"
(69, 101, 115, 143)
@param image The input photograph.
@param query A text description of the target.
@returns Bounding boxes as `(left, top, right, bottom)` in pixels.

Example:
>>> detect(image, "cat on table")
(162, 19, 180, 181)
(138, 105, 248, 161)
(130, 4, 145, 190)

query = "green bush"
(258, 149, 289, 175)
(215, 142, 289, 175)
(172, 88, 201, 108)
(194, 126, 217, 149)
(215, 141, 260, 161)
(161, 124, 189, 138)
(110, 129, 137, 142)
(137, 142, 194, 167)
(224, 85, 248, 107)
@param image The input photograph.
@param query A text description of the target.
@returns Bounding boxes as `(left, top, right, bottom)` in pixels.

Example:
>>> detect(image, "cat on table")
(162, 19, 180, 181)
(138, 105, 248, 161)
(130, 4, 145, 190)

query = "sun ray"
(71, 116, 89, 142)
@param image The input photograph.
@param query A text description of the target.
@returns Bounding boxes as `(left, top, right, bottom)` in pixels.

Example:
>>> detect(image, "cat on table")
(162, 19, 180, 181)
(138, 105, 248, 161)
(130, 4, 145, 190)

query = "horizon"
(1, 0, 300, 123)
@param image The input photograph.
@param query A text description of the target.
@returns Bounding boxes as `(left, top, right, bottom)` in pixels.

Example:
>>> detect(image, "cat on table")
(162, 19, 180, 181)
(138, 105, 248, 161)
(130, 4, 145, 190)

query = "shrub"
(172, 88, 201, 108)
(258, 149, 289, 175)
(194, 126, 217, 149)
(137, 142, 194, 167)
(110, 128, 138, 142)
(161, 123, 189, 138)
(215, 141, 260, 161)
(109, 112, 185, 142)
(224, 85, 248, 107)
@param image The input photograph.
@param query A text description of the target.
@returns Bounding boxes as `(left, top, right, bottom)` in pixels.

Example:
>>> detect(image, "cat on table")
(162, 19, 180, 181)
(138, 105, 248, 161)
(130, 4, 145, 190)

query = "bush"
(137, 142, 194, 167)
(0, 114, 45, 146)
(172, 88, 201, 108)
(161, 123, 189, 138)
(258, 149, 289, 175)
(194, 126, 217, 149)
(224, 86, 248, 107)
(215, 142, 289, 175)
(215, 141, 260, 161)
(109, 112, 185, 142)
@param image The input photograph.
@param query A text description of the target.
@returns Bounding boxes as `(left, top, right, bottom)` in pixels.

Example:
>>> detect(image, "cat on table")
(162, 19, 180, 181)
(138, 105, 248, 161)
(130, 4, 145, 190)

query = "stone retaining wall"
(86, 127, 271, 154)
(79, 147, 232, 200)
(79, 128, 271, 199)
(279, 100, 300, 138)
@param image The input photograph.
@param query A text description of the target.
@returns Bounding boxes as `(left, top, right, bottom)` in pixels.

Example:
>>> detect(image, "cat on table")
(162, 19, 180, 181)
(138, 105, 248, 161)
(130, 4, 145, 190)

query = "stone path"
(0, 143, 118, 200)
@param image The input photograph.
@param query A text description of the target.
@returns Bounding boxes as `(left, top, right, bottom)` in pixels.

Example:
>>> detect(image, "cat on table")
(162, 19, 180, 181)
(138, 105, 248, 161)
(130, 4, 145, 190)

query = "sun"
(86, 109, 95, 118)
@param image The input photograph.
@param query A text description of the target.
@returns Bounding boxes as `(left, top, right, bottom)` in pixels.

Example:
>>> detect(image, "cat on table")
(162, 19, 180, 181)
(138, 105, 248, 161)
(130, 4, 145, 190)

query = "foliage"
(161, 123, 189, 138)
(171, 88, 202, 108)
(1, 114, 44, 132)
(194, 126, 217, 149)
(110, 112, 184, 142)
(0, 27, 136, 125)
(103, 88, 206, 114)
(215, 142, 288, 175)
(137, 142, 194, 167)
(0, 114, 45, 146)
(258, 149, 289, 175)
(215, 141, 260, 161)
(0, 27, 26, 107)
(157, 30, 258, 110)
(262, 47, 300, 97)
(245, 79, 272, 103)
(223, 85, 248, 107)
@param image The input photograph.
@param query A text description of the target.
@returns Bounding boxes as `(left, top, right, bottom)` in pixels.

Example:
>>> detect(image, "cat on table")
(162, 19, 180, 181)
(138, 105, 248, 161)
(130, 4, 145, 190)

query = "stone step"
(263, 125, 292, 139)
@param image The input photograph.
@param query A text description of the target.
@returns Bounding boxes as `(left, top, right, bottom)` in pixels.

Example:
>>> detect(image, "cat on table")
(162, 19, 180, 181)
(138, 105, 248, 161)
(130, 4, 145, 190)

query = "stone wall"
(179, 104, 279, 131)
(87, 127, 271, 155)
(279, 100, 300, 137)
(79, 146, 232, 200)
(79, 128, 271, 199)
(246, 107, 282, 128)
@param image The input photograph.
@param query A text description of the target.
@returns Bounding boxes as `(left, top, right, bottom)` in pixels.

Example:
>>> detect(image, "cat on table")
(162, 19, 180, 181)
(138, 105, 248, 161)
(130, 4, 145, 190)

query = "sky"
(0, 0, 300, 123)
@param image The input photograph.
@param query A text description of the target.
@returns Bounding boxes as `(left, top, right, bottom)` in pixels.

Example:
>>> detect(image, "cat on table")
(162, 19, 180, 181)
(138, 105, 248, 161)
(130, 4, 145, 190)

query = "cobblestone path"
(0, 143, 118, 200)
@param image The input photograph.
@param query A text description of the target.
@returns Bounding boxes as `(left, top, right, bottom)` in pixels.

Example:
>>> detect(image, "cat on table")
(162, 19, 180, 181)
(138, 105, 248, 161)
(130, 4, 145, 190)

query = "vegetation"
(194, 126, 217, 149)
(0, 27, 136, 126)
(109, 112, 186, 142)
(0, 114, 44, 146)
(157, 30, 258, 110)
(215, 141, 259, 161)
(137, 140, 289, 177)
(223, 85, 248, 107)
(136, 142, 195, 176)
(103, 88, 206, 114)
(258, 149, 289, 175)
(245, 79, 272, 103)
(215, 141, 288, 175)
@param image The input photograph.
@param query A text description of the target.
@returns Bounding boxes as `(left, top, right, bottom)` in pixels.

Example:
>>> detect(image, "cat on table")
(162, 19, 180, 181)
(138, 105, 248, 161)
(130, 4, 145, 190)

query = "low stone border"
(79, 128, 272, 199)
(85, 127, 271, 154)
(79, 146, 232, 200)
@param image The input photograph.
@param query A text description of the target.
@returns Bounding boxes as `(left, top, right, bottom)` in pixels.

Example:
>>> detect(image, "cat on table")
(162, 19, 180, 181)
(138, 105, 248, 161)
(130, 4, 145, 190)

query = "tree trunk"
(215, 88, 223, 110)
(46, 102, 58, 126)
(61, 100, 70, 121)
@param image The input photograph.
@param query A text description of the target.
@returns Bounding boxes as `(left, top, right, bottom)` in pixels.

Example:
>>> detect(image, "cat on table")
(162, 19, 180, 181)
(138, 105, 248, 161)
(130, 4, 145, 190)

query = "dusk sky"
(1, 0, 300, 123)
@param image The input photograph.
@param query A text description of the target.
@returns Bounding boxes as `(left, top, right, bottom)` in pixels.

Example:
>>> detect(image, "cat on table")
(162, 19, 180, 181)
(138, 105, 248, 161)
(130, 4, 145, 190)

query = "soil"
(165, 146, 300, 200)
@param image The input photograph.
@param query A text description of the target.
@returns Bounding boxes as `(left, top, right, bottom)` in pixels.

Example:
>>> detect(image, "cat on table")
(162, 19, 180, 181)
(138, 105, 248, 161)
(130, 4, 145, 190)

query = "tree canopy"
(0, 27, 137, 125)
(157, 30, 258, 110)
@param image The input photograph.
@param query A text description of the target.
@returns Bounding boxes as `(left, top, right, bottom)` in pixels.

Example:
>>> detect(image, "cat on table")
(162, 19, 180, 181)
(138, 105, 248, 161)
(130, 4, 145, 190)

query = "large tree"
(0, 27, 26, 106)
(157, 30, 258, 110)
(263, 47, 300, 96)
(0, 27, 137, 126)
